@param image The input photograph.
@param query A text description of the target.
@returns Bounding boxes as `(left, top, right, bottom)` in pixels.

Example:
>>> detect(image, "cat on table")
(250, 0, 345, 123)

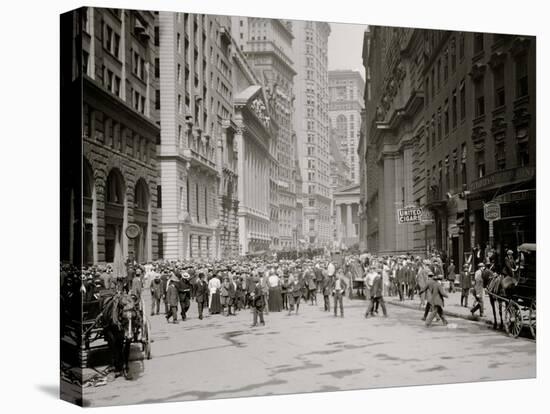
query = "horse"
(486, 269, 518, 330)
(100, 292, 140, 379)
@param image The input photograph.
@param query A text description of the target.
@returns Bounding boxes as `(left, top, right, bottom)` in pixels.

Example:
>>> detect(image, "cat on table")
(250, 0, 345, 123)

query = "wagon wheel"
(504, 301, 522, 338)
(528, 301, 536, 339)
(142, 319, 152, 360)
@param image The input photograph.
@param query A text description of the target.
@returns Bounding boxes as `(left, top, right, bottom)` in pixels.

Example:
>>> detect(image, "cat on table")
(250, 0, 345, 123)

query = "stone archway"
(133, 178, 151, 263)
(104, 168, 126, 268)
(83, 158, 96, 265)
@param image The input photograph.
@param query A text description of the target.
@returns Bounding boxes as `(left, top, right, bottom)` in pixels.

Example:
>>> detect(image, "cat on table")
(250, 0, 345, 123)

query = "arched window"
(83, 158, 94, 199)
(105, 168, 125, 204)
(134, 178, 149, 210)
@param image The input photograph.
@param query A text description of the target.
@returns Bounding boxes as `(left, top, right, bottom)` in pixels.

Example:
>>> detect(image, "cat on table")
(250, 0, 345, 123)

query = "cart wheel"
(528, 301, 536, 339)
(504, 301, 522, 338)
(142, 320, 152, 359)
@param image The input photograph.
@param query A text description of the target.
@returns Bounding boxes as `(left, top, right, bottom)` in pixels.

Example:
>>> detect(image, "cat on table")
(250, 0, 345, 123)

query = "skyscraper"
(155, 12, 238, 260)
(329, 70, 365, 184)
(232, 17, 297, 250)
(293, 20, 332, 248)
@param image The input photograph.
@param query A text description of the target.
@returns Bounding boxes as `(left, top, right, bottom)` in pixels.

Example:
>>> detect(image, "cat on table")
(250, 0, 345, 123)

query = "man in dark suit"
(459, 264, 472, 307)
(365, 271, 387, 317)
(177, 272, 192, 320)
(419, 271, 436, 321)
(194, 272, 209, 320)
(332, 271, 348, 317)
(250, 277, 265, 327)
(425, 275, 449, 326)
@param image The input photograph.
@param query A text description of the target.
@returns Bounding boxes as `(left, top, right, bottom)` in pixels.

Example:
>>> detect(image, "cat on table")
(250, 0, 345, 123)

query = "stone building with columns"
(155, 12, 237, 260)
(333, 184, 361, 250)
(80, 8, 160, 266)
(232, 42, 274, 255)
(363, 26, 426, 255)
(232, 17, 297, 251)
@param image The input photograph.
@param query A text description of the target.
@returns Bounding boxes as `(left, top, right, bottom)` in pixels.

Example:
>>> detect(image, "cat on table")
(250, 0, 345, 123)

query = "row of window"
(428, 139, 530, 196)
(84, 105, 152, 164)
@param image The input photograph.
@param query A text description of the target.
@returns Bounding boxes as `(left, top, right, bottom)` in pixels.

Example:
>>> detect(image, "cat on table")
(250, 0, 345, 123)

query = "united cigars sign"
(397, 207, 423, 224)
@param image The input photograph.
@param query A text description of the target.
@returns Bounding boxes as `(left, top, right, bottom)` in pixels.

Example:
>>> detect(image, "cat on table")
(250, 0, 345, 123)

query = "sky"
(328, 22, 368, 80)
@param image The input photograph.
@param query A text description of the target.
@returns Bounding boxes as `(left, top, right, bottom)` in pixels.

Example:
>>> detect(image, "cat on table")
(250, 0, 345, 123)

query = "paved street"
(83, 294, 535, 407)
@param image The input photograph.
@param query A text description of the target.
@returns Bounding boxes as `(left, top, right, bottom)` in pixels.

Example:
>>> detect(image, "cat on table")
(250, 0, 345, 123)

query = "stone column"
(335, 203, 342, 245)
(383, 154, 397, 253)
(403, 144, 415, 252)
(347, 203, 353, 239)
(178, 223, 185, 260)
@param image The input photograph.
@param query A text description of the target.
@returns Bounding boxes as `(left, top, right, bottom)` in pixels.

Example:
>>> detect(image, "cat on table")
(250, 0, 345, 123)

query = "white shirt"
(208, 277, 221, 293)
(268, 275, 280, 287)
(335, 278, 342, 292)
(365, 271, 377, 289)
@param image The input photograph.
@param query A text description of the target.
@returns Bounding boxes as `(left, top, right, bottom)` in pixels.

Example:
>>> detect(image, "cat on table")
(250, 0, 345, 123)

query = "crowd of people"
(61, 245, 522, 331)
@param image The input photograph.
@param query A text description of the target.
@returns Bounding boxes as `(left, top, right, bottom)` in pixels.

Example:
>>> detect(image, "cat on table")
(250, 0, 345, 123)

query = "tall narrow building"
(329, 70, 365, 184)
(293, 20, 332, 248)
(232, 17, 297, 250)
(81, 8, 160, 266)
(155, 12, 238, 260)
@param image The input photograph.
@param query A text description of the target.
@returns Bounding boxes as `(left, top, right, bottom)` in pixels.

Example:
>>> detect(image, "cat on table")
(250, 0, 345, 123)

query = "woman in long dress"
(267, 271, 282, 312)
(208, 274, 221, 314)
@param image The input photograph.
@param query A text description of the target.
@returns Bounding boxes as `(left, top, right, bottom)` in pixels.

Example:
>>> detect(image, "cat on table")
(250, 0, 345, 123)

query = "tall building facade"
(329, 70, 365, 184)
(421, 31, 536, 267)
(293, 20, 332, 248)
(363, 27, 426, 255)
(364, 27, 536, 265)
(156, 12, 238, 260)
(232, 41, 274, 254)
(232, 17, 297, 250)
(81, 7, 160, 266)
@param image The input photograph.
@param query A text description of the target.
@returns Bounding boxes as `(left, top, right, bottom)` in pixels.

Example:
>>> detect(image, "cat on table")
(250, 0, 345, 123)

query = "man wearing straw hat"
(177, 271, 192, 321)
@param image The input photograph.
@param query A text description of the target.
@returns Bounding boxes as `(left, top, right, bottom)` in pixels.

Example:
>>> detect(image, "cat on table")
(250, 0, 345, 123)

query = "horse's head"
(118, 294, 138, 341)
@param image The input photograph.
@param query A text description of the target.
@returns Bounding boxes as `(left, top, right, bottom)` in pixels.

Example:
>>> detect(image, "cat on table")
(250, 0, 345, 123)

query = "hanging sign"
(397, 207, 423, 224)
(484, 202, 501, 221)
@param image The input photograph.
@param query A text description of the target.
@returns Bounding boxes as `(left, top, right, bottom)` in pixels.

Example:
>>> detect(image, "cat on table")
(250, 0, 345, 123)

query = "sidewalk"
(385, 290, 493, 325)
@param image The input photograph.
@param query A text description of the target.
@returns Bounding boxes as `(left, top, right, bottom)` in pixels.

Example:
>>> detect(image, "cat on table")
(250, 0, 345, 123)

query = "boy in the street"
(332, 270, 347, 317)
(250, 277, 265, 327)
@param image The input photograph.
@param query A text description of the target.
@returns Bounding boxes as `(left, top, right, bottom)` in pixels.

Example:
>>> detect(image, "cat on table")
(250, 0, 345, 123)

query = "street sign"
(484, 202, 501, 221)
(397, 207, 423, 224)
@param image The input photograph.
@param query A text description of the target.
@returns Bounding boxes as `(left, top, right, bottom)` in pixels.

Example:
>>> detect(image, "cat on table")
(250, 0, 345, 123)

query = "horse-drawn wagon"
(63, 285, 152, 376)
(487, 243, 536, 339)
